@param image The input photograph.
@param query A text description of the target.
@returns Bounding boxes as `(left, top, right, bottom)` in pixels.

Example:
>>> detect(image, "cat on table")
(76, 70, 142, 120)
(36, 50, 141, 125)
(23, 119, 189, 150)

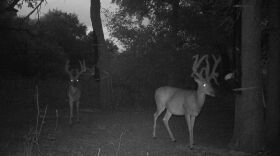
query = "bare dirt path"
(39, 98, 236, 156)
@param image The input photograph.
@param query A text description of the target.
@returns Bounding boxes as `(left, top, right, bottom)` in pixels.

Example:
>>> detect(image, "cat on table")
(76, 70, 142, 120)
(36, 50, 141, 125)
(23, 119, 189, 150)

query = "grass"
(0, 79, 267, 156)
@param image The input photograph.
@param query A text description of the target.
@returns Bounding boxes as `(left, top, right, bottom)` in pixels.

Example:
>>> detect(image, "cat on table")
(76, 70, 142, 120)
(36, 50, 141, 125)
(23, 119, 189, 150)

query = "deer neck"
(69, 84, 79, 93)
(196, 89, 206, 107)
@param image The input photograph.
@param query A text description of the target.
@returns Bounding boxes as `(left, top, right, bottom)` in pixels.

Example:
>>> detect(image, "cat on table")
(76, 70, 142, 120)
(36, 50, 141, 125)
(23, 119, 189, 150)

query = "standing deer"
(153, 54, 221, 149)
(65, 60, 87, 124)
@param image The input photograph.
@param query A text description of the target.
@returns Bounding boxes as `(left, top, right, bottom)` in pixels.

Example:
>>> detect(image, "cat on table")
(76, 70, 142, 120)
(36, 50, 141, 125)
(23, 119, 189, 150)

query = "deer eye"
(76, 79, 79, 82)
(70, 79, 74, 82)
(203, 83, 207, 87)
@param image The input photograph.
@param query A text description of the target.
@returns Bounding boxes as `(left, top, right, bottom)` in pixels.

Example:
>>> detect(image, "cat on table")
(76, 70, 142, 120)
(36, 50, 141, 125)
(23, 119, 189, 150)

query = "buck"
(65, 60, 87, 124)
(153, 54, 221, 149)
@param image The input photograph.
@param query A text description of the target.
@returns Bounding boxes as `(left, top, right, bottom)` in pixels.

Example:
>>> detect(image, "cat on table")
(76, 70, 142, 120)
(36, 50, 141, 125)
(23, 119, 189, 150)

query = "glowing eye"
(70, 79, 73, 82)
(203, 83, 207, 87)
(76, 79, 79, 82)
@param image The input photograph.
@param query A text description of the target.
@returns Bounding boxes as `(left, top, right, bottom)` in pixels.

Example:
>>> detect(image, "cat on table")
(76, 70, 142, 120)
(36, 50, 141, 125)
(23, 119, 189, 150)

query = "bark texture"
(230, 0, 265, 153)
(90, 0, 111, 108)
(265, 0, 280, 148)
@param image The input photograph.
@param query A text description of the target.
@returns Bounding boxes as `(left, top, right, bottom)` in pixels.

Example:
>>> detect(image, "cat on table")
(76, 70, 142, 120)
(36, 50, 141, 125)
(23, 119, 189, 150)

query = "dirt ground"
(36, 110, 234, 156)
(1, 92, 248, 156)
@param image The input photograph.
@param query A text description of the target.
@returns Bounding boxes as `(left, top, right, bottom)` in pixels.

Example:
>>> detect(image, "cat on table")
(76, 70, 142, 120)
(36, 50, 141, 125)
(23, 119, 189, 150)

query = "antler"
(191, 54, 221, 85)
(205, 55, 221, 85)
(77, 59, 87, 77)
(65, 60, 71, 75)
(191, 54, 208, 80)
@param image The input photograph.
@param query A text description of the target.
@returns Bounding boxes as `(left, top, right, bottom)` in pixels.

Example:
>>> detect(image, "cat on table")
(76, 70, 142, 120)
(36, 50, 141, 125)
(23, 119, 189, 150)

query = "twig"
(232, 86, 259, 91)
(34, 85, 48, 152)
(38, 105, 48, 137)
(233, 4, 254, 8)
(262, 88, 266, 108)
(116, 130, 126, 156)
(24, 85, 47, 155)
(4, 0, 20, 12)
(24, 0, 45, 20)
(233, 86, 266, 108)
(55, 109, 58, 131)
(35, 85, 40, 138)
(7, 27, 37, 37)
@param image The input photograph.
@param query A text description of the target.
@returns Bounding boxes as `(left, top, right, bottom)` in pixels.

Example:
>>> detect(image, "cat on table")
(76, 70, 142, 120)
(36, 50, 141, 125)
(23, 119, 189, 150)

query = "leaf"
(28, 2, 34, 8)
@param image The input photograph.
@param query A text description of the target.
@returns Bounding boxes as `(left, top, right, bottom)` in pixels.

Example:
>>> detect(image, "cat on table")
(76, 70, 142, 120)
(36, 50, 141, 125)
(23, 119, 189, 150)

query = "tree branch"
(7, 0, 21, 10)
(24, 0, 45, 19)
(8, 26, 36, 37)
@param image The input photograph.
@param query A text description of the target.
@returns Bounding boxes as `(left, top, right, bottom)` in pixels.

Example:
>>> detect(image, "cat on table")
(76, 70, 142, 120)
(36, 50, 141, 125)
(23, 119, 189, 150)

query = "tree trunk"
(265, 0, 280, 149)
(90, 0, 110, 108)
(229, 0, 264, 153)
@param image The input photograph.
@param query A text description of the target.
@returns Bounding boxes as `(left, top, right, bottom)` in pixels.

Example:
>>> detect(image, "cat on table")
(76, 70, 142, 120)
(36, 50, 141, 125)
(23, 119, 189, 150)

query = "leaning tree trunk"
(90, 0, 110, 108)
(229, 0, 264, 153)
(265, 0, 280, 148)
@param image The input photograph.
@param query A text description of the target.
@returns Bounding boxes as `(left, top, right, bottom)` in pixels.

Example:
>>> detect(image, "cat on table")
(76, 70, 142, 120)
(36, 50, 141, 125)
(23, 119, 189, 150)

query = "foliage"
(0, 9, 94, 79)
(110, 0, 234, 48)
(37, 9, 88, 57)
(102, 0, 237, 109)
(1, 0, 47, 18)
(16, 0, 45, 9)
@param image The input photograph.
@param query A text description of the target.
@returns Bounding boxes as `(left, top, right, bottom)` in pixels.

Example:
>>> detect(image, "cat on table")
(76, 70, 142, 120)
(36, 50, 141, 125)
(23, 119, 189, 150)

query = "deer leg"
(163, 110, 176, 142)
(76, 100, 80, 122)
(186, 115, 196, 149)
(153, 107, 165, 138)
(69, 100, 73, 124)
(190, 116, 196, 147)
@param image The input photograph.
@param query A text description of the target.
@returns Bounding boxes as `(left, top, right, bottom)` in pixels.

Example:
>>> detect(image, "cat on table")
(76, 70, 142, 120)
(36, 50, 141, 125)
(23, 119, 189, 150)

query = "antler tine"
(204, 55, 210, 81)
(65, 60, 71, 75)
(78, 59, 87, 74)
(191, 54, 208, 80)
(191, 55, 199, 77)
(208, 54, 221, 85)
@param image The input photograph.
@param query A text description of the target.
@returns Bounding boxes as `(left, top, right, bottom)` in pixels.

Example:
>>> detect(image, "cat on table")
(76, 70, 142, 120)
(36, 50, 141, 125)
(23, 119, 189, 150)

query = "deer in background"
(65, 60, 87, 124)
(153, 54, 221, 149)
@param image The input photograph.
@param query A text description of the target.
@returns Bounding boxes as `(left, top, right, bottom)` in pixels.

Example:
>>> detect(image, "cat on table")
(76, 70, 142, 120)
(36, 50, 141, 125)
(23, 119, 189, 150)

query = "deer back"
(155, 86, 199, 116)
